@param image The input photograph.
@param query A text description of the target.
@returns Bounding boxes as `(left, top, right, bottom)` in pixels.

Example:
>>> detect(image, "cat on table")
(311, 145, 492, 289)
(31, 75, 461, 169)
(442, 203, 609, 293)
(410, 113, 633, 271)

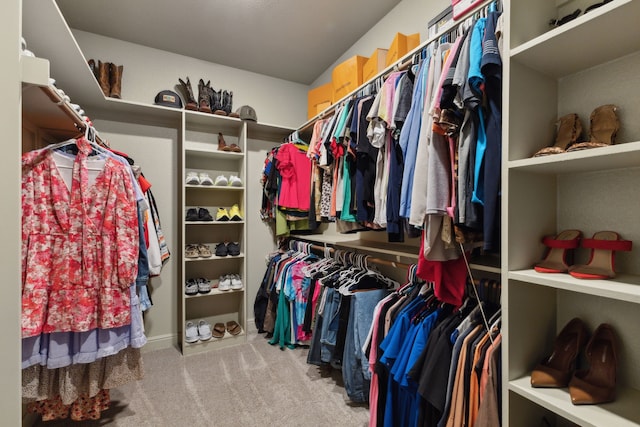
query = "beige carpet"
(32, 331, 369, 426)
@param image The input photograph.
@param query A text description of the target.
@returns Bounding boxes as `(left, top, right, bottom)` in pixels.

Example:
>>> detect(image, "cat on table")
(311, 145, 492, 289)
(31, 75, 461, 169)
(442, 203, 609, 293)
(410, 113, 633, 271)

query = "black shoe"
(215, 242, 228, 257)
(185, 208, 199, 222)
(198, 207, 213, 222)
(227, 242, 240, 256)
(222, 90, 233, 115)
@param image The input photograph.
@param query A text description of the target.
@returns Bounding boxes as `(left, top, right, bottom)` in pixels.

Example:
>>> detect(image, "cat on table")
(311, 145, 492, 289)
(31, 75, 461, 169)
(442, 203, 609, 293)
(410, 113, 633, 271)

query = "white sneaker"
(185, 321, 199, 343)
(218, 275, 231, 291)
(228, 175, 243, 187)
(186, 171, 200, 185)
(198, 172, 213, 186)
(230, 275, 243, 290)
(214, 175, 228, 186)
(197, 320, 212, 341)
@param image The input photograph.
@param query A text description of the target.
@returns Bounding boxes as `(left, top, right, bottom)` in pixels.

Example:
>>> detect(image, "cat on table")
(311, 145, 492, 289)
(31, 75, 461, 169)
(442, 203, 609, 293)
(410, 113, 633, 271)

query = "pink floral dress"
(21, 138, 139, 337)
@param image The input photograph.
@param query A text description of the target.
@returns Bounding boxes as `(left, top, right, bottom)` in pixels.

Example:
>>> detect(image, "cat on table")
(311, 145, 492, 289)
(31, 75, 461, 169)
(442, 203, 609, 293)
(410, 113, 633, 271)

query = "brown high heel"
(567, 104, 619, 152)
(531, 318, 589, 388)
(533, 113, 583, 157)
(569, 323, 618, 405)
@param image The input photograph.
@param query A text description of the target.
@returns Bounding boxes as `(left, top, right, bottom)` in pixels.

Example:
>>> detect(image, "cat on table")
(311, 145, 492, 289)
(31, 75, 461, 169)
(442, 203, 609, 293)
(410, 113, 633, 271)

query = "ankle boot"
(198, 79, 212, 113)
(178, 77, 198, 111)
(97, 60, 111, 97)
(218, 132, 230, 151)
(109, 63, 123, 98)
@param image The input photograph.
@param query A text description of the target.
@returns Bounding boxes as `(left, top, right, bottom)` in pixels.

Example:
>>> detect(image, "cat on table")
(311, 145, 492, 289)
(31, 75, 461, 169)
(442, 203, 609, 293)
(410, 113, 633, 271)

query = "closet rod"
(297, 0, 498, 134)
(303, 241, 413, 271)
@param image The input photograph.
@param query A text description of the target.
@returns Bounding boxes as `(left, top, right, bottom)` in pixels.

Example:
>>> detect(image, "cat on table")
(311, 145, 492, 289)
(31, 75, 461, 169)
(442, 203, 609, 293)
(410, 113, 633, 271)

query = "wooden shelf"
(185, 287, 244, 299)
(185, 221, 245, 225)
(185, 184, 244, 191)
(508, 269, 640, 304)
(510, 0, 640, 78)
(509, 376, 640, 427)
(246, 120, 293, 141)
(185, 253, 245, 262)
(508, 141, 640, 175)
(184, 143, 244, 158)
(182, 329, 246, 356)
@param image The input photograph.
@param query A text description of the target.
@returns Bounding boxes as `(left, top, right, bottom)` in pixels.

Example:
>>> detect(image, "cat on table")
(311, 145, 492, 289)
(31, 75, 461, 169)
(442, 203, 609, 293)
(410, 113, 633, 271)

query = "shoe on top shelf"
(214, 175, 228, 186)
(186, 171, 200, 185)
(228, 175, 243, 187)
(215, 242, 228, 257)
(198, 172, 214, 186)
(197, 207, 213, 222)
(216, 207, 230, 221)
(229, 204, 243, 221)
(227, 242, 241, 256)
(185, 207, 199, 222)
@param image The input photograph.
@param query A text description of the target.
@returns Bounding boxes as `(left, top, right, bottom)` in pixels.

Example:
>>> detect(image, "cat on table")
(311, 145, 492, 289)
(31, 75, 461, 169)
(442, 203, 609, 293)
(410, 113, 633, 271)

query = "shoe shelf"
(510, 0, 640, 78)
(182, 329, 246, 355)
(185, 184, 245, 191)
(184, 142, 245, 159)
(509, 376, 640, 427)
(509, 270, 640, 304)
(185, 221, 245, 225)
(185, 288, 245, 299)
(185, 254, 245, 262)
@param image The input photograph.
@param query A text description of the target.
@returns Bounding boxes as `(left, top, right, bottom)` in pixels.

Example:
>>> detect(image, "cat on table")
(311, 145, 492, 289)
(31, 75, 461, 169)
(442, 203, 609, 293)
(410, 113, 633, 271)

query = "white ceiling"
(56, 0, 402, 85)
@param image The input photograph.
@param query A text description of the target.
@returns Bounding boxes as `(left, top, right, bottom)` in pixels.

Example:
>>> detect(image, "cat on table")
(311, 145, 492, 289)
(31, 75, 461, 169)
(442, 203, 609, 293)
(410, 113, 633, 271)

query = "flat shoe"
(212, 323, 226, 339)
(226, 321, 242, 336)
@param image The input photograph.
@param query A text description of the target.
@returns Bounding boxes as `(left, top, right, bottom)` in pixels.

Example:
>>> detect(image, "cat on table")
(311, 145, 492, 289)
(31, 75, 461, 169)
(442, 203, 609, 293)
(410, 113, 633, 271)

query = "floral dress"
(21, 138, 139, 337)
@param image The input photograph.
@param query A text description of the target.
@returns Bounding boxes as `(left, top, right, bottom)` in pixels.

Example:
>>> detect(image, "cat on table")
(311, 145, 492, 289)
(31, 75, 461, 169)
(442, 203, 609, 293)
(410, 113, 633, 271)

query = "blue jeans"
(319, 287, 342, 363)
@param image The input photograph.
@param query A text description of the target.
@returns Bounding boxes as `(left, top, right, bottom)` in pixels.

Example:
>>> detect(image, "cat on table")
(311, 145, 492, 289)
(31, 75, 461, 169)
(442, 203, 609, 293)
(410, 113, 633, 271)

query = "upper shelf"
(508, 141, 640, 175)
(22, 0, 294, 141)
(510, 0, 640, 78)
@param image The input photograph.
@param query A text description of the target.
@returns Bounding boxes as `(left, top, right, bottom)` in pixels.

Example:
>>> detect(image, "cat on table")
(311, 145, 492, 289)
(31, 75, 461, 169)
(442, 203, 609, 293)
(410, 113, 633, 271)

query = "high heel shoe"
(531, 317, 589, 388)
(566, 104, 619, 152)
(569, 323, 617, 404)
(534, 229, 582, 273)
(533, 113, 583, 157)
(568, 231, 632, 279)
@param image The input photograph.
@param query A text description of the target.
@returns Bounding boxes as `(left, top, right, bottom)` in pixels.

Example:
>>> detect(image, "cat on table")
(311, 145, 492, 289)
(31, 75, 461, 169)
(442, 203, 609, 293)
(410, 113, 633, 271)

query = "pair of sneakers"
(186, 172, 214, 186)
(186, 207, 213, 222)
(214, 175, 243, 187)
(218, 274, 243, 291)
(215, 204, 243, 221)
(185, 319, 212, 343)
(215, 241, 240, 257)
(185, 278, 211, 295)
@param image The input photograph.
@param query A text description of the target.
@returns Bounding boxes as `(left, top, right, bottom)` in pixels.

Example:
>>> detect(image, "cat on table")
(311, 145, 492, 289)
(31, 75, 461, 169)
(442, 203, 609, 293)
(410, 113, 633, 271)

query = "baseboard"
(141, 333, 176, 353)
(246, 317, 258, 334)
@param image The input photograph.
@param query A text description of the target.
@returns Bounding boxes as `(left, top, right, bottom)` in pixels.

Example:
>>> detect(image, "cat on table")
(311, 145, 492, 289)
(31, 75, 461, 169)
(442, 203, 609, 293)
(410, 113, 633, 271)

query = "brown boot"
(109, 63, 123, 98)
(87, 59, 98, 79)
(218, 132, 230, 151)
(198, 79, 212, 113)
(178, 77, 198, 110)
(97, 60, 110, 97)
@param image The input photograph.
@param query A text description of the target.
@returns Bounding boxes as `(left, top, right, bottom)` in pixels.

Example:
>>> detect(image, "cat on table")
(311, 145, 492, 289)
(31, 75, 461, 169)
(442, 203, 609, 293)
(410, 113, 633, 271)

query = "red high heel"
(569, 231, 632, 279)
(534, 230, 582, 273)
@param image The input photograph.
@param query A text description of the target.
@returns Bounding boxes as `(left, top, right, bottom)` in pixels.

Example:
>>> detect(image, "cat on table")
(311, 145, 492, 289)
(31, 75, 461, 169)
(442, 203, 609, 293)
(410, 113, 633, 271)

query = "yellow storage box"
(307, 81, 333, 119)
(363, 48, 388, 82)
(332, 55, 368, 101)
(385, 32, 421, 67)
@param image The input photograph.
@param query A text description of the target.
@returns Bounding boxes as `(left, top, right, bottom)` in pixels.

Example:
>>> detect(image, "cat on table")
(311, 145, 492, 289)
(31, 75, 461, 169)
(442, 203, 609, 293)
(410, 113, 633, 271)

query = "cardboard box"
(363, 49, 388, 82)
(331, 55, 368, 101)
(385, 32, 421, 67)
(307, 81, 333, 119)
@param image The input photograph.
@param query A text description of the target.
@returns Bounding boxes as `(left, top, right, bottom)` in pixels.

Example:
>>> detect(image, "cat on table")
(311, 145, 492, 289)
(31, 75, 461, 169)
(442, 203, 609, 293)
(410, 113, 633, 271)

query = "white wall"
(72, 30, 309, 129)
(311, 0, 450, 87)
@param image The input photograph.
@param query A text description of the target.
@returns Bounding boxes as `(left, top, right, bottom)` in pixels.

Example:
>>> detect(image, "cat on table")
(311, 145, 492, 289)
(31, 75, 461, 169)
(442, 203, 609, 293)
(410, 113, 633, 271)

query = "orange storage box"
(385, 32, 421, 67)
(307, 81, 333, 119)
(363, 49, 388, 82)
(332, 55, 368, 101)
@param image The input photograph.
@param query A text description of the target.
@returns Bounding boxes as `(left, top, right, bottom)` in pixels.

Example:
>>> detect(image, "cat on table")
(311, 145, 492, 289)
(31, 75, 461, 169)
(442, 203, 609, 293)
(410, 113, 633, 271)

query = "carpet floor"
(32, 331, 370, 426)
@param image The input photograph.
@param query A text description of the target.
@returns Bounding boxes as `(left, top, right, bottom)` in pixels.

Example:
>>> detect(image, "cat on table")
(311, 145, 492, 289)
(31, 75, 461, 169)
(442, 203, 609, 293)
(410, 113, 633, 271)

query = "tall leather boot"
(222, 90, 233, 116)
(87, 59, 98, 80)
(211, 88, 225, 115)
(97, 60, 110, 97)
(178, 77, 198, 110)
(198, 79, 212, 113)
(109, 63, 123, 98)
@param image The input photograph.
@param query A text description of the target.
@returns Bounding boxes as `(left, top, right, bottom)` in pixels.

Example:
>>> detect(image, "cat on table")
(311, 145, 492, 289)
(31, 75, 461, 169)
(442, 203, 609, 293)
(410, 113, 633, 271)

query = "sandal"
(185, 244, 200, 259)
(212, 322, 226, 339)
(566, 104, 619, 152)
(226, 320, 242, 336)
(531, 317, 589, 388)
(533, 113, 582, 157)
(569, 323, 617, 404)
(534, 230, 582, 273)
(197, 244, 212, 258)
(568, 231, 632, 279)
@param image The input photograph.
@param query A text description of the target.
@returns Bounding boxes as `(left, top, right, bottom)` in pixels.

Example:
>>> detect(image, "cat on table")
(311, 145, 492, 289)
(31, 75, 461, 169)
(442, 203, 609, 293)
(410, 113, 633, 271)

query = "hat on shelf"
(154, 90, 183, 108)
(236, 105, 257, 122)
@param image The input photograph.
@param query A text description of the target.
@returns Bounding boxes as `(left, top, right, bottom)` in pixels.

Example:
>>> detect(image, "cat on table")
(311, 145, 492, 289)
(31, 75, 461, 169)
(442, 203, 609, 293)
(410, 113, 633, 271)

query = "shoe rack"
(179, 111, 248, 355)
(505, 0, 640, 425)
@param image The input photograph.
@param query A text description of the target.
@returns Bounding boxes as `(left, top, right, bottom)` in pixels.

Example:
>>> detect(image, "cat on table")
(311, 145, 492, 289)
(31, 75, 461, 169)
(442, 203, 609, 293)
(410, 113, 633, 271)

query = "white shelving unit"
(505, 0, 640, 425)
(179, 114, 249, 355)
